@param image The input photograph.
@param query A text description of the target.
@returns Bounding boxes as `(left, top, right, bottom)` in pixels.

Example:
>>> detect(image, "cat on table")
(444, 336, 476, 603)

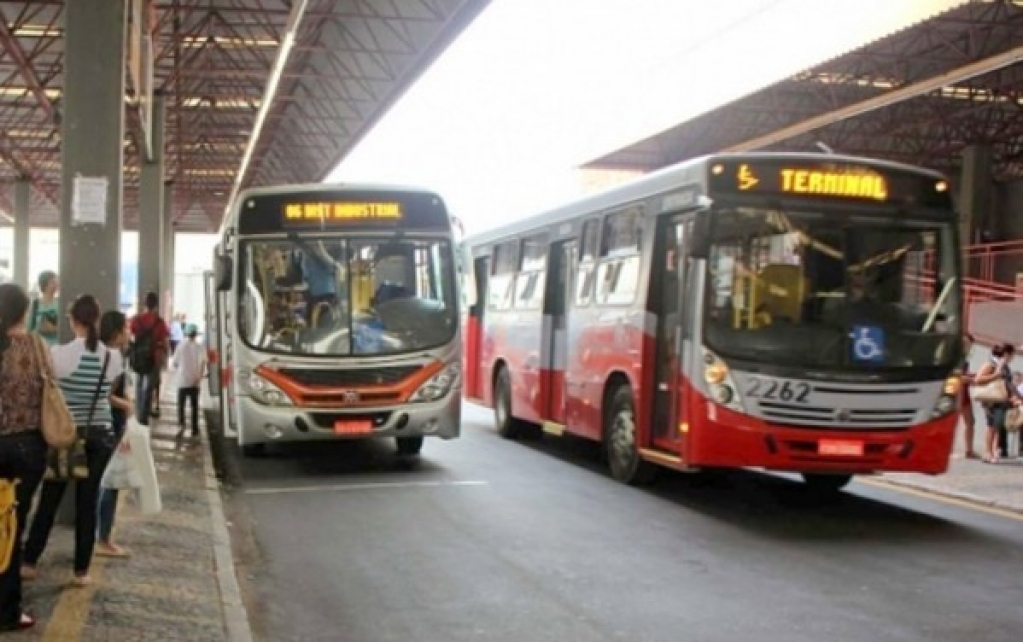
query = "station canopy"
(0, 0, 489, 232)
(584, 0, 1023, 185)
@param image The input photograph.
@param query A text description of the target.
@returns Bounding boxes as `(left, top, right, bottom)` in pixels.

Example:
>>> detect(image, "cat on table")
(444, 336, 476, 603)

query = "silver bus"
(207, 183, 463, 457)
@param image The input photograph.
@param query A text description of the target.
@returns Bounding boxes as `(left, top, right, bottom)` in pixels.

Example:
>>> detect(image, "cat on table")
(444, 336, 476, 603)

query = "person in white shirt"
(172, 325, 206, 437)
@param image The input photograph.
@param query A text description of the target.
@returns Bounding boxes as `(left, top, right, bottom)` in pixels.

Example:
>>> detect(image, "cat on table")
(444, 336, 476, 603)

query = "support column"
(161, 183, 175, 319)
(137, 96, 165, 309)
(13, 179, 30, 290)
(59, 0, 126, 340)
(56, 0, 127, 525)
(958, 144, 993, 247)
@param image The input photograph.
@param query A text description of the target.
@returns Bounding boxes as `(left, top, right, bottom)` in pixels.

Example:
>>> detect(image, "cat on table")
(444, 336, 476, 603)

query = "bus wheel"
(605, 385, 657, 485)
(241, 443, 266, 458)
(801, 473, 852, 493)
(494, 367, 522, 439)
(396, 436, 424, 456)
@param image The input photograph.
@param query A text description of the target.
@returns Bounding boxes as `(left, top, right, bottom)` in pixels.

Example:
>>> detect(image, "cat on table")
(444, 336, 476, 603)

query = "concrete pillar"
(58, 0, 126, 340)
(162, 183, 175, 319)
(958, 144, 993, 247)
(137, 96, 165, 309)
(56, 0, 127, 525)
(13, 179, 30, 290)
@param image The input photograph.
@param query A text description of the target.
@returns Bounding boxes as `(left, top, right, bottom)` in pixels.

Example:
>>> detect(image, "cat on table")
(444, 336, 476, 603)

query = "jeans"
(96, 418, 126, 543)
(178, 386, 200, 433)
(97, 488, 119, 543)
(23, 426, 118, 575)
(0, 431, 46, 626)
(136, 371, 159, 425)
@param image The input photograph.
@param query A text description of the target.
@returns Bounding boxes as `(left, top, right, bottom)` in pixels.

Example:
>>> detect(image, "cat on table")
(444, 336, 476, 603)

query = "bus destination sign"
(283, 201, 403, 224)
(710, 159, 950, 209)
(736, 163, 888, 200)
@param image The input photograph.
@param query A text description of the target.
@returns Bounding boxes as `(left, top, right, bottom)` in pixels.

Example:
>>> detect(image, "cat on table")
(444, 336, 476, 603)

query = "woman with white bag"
(972, 343, 1020, 463)
(95, 311, 135, 559)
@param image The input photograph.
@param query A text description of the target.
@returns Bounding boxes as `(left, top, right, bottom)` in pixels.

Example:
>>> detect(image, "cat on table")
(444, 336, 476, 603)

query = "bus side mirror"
(214, 255, 232, 291)
(690, 214, 710, 259)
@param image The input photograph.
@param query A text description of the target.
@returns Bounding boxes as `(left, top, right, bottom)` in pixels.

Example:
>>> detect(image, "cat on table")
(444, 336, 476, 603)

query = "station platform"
(880, 447, 1023, 515)
(16, 391, 249, 642)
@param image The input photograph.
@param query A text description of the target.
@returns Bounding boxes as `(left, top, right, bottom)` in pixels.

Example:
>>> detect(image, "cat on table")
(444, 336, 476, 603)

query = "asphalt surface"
(214, 403, 1023, 642)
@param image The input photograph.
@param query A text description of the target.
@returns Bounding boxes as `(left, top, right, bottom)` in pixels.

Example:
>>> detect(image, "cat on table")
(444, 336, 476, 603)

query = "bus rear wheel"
(605, 385, 657, 485)
(396, 436, 424, 456)
(494, 367, 523, 439)
(801, 473, 852, 493)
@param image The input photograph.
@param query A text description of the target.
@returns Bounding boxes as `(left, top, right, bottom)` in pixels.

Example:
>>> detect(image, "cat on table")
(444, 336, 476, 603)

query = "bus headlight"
(930, 376, 959, 418)
(701, 349, 744, 413)
(409, 362, 461, 403)
(239, 369, 294, 407)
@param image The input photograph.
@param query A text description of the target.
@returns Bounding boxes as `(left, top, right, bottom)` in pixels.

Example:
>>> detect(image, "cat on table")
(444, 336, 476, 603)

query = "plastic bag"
(123, 418, 162, 514)
(100, 436, 143, 490)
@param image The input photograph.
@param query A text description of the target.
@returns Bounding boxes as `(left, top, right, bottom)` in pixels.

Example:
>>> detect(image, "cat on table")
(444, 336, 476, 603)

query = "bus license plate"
(818, 439, 864, 456)
(334, 419, 373, 435)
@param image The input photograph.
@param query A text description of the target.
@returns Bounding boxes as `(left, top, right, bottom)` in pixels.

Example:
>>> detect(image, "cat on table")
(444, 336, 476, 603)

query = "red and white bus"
(463, 152, 963, 490)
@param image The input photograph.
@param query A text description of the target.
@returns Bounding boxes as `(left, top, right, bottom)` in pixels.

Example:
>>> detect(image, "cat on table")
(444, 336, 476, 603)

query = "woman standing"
(960, 333, 978, 459)
(22, 295, 122, 587)
(973, 343, 1017, 463)
(95, 311, 133, 558)
(0, 284, 49, 631)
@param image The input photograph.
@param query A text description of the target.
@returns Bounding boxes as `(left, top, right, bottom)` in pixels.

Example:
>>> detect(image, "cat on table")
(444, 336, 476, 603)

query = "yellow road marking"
(40, 558, 107, 642)
(857, 476, 1023, 523)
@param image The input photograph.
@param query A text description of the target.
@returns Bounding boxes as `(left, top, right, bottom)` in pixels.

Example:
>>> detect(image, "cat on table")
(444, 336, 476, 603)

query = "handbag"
(1006, 407, 1023, 433)
(971, 378, 1008, 405)
(30, 334, 76, 449)
(44, 352, 109, 481)
(0, 479, 17, 573)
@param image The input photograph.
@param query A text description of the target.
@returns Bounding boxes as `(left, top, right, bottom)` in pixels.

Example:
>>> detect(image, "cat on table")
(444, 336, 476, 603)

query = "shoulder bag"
(30, 334, 76, 449)
(45, 351, 110, 481)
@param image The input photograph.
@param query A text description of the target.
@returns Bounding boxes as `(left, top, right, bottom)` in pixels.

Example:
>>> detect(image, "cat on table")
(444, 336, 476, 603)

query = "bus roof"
(464, 151, 949, 248)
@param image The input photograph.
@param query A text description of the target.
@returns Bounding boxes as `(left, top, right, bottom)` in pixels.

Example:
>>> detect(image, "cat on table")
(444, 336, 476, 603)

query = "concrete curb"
(199, 425, 254, 642)
(871, 475, 1023, 516)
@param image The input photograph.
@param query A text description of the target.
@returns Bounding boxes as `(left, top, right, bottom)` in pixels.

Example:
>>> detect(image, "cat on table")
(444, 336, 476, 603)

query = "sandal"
(71, 574, 92, 587)
(0, 612, 36, 631)
(95, 543, 131, 558)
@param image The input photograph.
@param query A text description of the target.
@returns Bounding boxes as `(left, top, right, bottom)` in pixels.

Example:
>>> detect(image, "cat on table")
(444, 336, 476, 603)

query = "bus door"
(544, 239, 577, 423)
(652, 217, 693, 452)
(465, 256, 490, 400)
(203, 271, 221, 397)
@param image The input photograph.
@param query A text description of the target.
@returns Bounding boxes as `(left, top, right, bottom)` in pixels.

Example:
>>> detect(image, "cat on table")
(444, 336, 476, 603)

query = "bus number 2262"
(745, 378, 810, 403)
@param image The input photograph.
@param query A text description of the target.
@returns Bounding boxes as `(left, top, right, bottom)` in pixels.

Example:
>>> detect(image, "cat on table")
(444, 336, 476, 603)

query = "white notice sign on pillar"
(72, 176, 108, 225)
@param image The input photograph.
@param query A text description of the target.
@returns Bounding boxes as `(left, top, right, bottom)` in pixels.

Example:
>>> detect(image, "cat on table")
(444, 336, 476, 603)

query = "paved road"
(215, 403, 1023, 642)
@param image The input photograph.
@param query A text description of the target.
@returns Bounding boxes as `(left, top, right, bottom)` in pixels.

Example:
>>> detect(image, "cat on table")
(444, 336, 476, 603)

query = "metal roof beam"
(0, 18, 57, 126)
(726, 44, 1023, 152)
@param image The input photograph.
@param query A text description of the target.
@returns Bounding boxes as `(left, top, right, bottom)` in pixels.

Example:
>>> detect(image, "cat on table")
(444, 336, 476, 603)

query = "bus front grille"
(278, 365, 422, 387)
(758, 402, 918, 429)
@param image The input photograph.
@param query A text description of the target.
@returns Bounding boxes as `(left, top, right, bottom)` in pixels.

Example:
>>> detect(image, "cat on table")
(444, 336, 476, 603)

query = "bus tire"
(396, 436, 424, 456)
(604, 385, 657, 485)
(493, 367, 523, 439)
(241, 443, 266, 458)
(801, 473, 852, 493)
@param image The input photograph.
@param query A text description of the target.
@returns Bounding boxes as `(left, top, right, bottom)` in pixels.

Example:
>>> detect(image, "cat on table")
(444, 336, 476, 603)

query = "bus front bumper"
(235, 390, 461, 446)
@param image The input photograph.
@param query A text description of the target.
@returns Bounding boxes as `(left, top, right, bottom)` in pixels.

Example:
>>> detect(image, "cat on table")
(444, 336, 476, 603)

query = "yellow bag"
(0, 479, 18, 574)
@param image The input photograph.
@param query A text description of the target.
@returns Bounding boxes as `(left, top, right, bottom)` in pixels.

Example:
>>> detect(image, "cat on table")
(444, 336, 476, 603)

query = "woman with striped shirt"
(22, 295, 122, 587)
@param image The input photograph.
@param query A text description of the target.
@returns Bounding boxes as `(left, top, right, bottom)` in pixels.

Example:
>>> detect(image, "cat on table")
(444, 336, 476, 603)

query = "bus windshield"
(238, 236, 458, 357)
(702, 206, 960, 370)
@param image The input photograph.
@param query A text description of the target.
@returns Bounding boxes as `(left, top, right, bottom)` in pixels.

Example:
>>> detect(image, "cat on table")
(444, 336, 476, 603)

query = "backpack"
(130, 319, 158, 374)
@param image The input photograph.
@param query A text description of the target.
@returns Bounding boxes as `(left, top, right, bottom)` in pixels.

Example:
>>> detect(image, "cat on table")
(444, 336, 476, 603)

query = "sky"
(329, 0, 966, 235)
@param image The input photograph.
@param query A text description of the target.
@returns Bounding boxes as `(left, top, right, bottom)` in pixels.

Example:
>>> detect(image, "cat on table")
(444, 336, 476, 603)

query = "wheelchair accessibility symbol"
(850, 325, 885, 363)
